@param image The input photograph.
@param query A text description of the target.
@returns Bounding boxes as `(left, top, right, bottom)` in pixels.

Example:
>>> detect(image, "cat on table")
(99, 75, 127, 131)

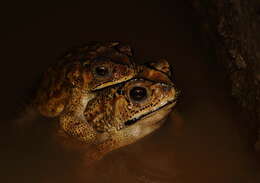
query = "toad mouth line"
(124, 98, 178, 126)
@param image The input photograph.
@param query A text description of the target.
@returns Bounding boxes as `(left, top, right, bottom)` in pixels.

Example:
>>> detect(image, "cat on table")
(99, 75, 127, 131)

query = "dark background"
(1, 0, 260, 182)
(1, 0, 197, 120)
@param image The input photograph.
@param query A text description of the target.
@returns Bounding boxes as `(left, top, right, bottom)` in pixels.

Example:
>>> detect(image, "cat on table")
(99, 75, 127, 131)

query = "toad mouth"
(124, 98, 177, 126)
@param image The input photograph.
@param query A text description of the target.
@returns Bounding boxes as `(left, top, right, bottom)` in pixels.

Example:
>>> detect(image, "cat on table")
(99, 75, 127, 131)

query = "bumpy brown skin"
(85, 72, 177, 162)
(59, 61, 178, 162)
(35, 42, 178, 163)
(35, 41, 136, 117)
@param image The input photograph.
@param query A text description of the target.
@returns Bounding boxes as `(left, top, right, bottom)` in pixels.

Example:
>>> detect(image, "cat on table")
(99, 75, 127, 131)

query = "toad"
(35, 41, 136, 118)
(34, 42, 179, 162)
(59, 59, 178, 161)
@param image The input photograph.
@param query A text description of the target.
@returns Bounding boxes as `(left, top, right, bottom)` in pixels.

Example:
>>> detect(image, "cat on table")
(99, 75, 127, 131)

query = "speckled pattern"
(35, 41, 136, 117)
(34, 42, 178, 161)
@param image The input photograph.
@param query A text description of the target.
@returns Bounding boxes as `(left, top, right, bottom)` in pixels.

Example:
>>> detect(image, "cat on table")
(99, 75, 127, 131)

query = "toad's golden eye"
(94, 66, 109, 77)
(129, 87, 147, 102)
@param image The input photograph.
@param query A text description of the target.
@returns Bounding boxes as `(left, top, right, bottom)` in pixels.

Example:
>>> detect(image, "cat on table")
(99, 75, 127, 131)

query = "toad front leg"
(59, 88, 98, 144)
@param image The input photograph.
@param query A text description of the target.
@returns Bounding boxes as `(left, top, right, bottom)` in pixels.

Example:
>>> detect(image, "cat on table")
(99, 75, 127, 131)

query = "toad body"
(34, 42, 179, 160)
(35, 41, 136, 117)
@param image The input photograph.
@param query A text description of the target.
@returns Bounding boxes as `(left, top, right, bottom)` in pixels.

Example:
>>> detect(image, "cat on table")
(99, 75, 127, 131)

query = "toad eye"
(130, 87, 147, 102)
(94, 66, 109, 77)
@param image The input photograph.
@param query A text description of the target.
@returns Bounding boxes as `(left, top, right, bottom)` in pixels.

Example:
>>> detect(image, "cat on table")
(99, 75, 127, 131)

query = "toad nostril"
(162, 86, 171, 92)
(163, 86, 176, 97)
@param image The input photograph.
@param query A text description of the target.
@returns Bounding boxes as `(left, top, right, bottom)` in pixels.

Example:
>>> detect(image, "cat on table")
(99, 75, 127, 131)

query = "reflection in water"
(1, 1, 260, 183)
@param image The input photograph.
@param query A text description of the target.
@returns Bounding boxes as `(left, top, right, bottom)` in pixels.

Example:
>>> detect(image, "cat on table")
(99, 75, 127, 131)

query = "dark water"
(1, 0, 260, 182)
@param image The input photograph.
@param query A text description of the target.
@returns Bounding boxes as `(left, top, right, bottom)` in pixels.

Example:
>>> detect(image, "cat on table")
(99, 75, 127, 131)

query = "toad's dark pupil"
(95, 66, 108, 76)
(130, 87, 147, 101)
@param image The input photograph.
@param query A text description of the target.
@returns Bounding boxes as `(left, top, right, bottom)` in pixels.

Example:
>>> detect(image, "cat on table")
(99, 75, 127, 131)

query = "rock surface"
(190, 0, 260, 149)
